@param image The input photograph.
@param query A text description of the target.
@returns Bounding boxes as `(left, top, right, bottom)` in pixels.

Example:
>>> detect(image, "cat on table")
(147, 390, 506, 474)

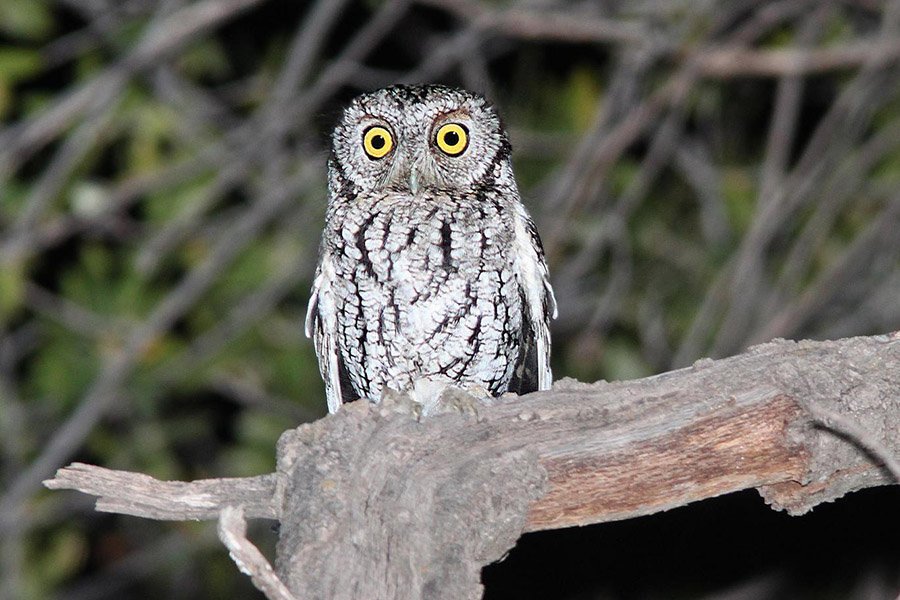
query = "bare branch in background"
(0, 0, 268, 178)
(696, 38, 900, 77)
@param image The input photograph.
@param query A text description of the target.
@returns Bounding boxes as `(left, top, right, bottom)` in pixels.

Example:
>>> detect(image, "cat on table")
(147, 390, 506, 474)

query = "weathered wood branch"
(218, 506, 296, 600)
(46, 465, 278, 520)
(45, 334, 899, 600)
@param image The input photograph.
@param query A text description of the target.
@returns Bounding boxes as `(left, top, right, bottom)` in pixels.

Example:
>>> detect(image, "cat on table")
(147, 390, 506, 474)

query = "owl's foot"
(427, 385, 493, 420)
(378, 376, 492, 420)
(377, 386, 423, 419)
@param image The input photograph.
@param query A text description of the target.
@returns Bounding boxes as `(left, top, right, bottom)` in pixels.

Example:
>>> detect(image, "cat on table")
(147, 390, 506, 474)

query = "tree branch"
(45, 334, 900, 600)
(696, 38, 900, 78)
(44, 464, 277, 521)
(217, 506, 296, 600)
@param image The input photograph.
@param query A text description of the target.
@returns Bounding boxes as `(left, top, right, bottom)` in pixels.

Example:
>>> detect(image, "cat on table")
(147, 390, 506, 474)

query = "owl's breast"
(329, 190, 514, 278)
(326, 190, 523, 396)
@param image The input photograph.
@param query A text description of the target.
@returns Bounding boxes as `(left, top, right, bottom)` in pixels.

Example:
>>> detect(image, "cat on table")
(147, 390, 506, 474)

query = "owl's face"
(329, 85, 512, 195)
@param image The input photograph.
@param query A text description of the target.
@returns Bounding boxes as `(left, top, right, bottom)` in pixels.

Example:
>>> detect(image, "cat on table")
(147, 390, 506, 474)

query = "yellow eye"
(435, 123, 469, 156)
(363, 126, 393, 159)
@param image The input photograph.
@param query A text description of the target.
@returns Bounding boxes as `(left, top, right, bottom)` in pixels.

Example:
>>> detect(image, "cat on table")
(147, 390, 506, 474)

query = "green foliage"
(508, 66, 603, 134)
(121, 95, 181, 174)
(0, 0, 52, 40)
(26, 325, 99, 412)
(177, 39, 231, 80)
(24, 526, 88, 599)
(721, 166, 757, 232)
(0, 47, 42, 80)
(0, 257, 25, 322)
(221, 411, 289, 476)
(0, 48, 43, 117)
(599, 336, 652, 380)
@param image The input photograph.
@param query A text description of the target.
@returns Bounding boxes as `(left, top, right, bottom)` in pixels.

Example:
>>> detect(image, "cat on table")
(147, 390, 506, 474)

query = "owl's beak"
(408, 162, 421, 195)
(390, 155, 428, 194)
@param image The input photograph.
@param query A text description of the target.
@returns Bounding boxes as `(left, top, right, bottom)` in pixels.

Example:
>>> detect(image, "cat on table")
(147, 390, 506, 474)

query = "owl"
(306, 84, 557, 414)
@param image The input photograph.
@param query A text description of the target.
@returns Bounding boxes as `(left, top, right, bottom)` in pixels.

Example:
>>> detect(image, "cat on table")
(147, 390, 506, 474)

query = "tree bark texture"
(45, 334, 900, 600)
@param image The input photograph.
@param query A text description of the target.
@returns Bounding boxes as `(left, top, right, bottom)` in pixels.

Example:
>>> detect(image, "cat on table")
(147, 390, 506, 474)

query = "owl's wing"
(509, 204, 557, 394)
(305, 255, 349, 414)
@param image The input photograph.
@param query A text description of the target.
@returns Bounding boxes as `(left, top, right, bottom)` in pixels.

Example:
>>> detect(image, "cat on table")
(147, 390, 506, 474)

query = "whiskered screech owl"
(306, 84, 556, 413)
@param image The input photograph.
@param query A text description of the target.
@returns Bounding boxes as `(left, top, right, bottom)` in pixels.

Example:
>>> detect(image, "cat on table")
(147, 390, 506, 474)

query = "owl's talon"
(378, 388, 423, 419)
(431, 386, 491, 421)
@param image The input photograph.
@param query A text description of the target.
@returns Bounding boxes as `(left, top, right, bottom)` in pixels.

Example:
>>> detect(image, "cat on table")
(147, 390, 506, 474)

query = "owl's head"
(329, 85, 512, 196)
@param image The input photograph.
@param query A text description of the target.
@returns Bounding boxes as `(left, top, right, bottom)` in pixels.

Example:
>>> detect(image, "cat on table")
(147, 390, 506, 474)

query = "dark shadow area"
(484, 486, 900, 599)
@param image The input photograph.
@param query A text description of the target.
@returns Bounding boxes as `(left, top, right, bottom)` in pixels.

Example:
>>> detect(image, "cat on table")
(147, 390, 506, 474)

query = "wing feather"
(305, 256, 346, 413)
(511, 204, 556, 393)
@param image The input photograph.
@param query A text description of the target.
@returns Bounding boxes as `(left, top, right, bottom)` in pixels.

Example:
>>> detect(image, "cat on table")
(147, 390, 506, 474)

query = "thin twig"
(218, 506, 297, 600)
(805, 403, 900, 484)
(23, 283, 133, 337)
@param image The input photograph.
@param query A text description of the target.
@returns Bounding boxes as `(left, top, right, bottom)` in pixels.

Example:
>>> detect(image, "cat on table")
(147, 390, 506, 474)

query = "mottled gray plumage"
(306, 84, 556, 413)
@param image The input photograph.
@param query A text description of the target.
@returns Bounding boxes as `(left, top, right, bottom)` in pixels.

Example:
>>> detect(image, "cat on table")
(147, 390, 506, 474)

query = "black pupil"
(444, 131, 459, 146)
(371, 134, 385, 150)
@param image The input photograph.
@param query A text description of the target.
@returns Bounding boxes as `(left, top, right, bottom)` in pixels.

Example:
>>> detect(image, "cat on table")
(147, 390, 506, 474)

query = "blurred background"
(0, 0, 898, 598)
